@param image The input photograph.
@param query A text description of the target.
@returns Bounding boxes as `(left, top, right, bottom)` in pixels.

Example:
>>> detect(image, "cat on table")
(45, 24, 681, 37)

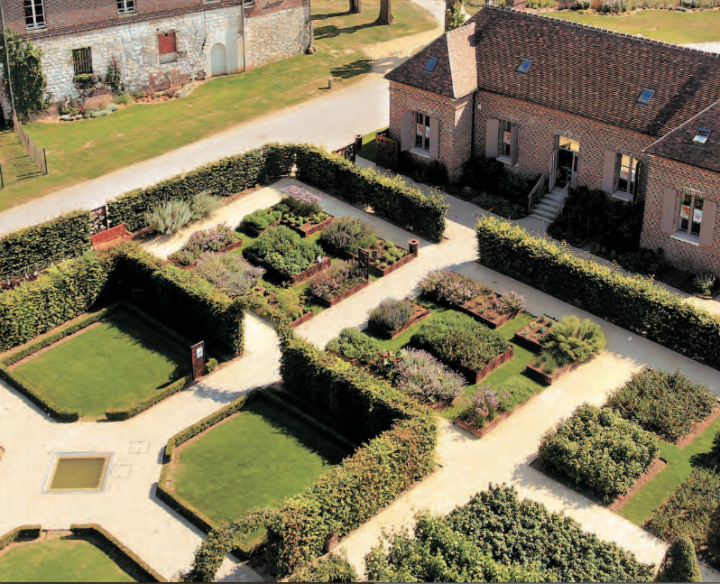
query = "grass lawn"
(363, 299, 545, 420)
(0, 538, 135, 582)
(550, 9, 720, 44)
(12, 310, 188, 418)
(0, 0, 436, 213)
(617, 415, 720, 525)
(356, 127, 388, 163)
(172, 396, 351, 549)
(0, 130, 44, 188)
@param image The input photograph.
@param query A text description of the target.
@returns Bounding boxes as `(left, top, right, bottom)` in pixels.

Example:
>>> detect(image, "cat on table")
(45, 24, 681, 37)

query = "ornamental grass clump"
(419, 269, 489, 306)
(190, 192, 222, 221)
(310, 260, 366, 301)
(169, 224, 236, 265)
(608, 368, 716, 442)
(320, 216, 377, 255)
(245, 226, 323, 277)
(410, 311, 509, 373)
(368, 298, 414, 334)
(195, 253, 264, 297)
(144, 199, 192, 234)
(326, 328, 383, 365)
(392, 348, 465, 404)
(543, 316, 606, 366)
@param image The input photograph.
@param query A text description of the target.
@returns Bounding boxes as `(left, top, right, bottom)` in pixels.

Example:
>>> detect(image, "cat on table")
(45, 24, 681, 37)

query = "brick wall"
(641, 156, 720, 275)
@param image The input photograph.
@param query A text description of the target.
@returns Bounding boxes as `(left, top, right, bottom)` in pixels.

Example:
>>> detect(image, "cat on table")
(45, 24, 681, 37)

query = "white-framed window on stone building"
(400, 112, 439, 158)
(72, 48, 93, 75)
(24, 0, 46, 30)
(660, 187, 717, 247)
(485, 119, 519, 165)
(158, 32, 177, 64)
(117, 0, 136, 14)
(601, 151, 640, 202)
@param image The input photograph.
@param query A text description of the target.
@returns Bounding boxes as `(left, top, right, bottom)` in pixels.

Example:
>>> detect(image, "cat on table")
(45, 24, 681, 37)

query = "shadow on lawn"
(331, 58, 373, 80)
(314, 22, 381, 41)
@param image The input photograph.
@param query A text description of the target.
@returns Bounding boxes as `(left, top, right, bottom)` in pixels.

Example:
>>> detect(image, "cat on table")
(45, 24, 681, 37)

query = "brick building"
(385, 4, 720, 275)
(2, 0, 311, 103)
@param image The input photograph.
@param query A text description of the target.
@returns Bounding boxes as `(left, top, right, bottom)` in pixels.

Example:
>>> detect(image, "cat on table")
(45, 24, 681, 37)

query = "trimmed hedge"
(476, 216, 720, 369)
(0, 364, 80, 421)
(0, 252, 112, 352)
(657, 537, 702, 583)
(105, 374, 192, 420)
(69, 524, 166, 582)
(0, 525, 41, 551)
(288, 552, 358, 583)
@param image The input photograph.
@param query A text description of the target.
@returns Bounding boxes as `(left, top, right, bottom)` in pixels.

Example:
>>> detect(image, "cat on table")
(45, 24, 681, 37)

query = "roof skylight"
(424, 56, 438, 72)
(516, 59, 532, 74)
(694, 127, 712, 145)
(637, 88, 655, 106)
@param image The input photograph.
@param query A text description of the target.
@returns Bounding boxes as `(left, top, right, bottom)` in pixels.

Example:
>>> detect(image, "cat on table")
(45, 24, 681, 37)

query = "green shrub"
(608, 368, 716, 442)
(206, 357, 218, 373)
(275, 289, 305, 321)
(462, 156, 505, 194)
(244, 208, 281, 231)
(245, 226, 322, 277)
(446, 484, 655, 581)
(190, 192, 222, 221)
(409, 311, 509, 373)
(144, 199, 193, 234)
(707, 503, 720, 565)
(657, 537, 702, 583)
(538, 404, 660, 503)
(543, 315, 606, 365)
(368, 298, 413, 334)
(105, 375, 191, 420)
(320, 216, 377, 255)
(288, 552, 358, 582)
(498, 171, 537, 205)
(114, 92, 132, 105)
(475, 216, 720, 370)
(326, 327, 383, 365)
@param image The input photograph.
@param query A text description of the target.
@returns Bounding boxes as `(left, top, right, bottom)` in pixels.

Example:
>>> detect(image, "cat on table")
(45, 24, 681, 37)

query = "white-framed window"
(117, 0, 136, 14)
(678, 189, 704, 239)
(414, 112, 431, 151)
(24, 0, 46, 30)
(616, 155, 639, 199)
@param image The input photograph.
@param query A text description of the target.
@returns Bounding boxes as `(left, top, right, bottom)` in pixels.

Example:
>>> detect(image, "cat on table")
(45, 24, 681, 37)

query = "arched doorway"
(210, 43, 227, 77)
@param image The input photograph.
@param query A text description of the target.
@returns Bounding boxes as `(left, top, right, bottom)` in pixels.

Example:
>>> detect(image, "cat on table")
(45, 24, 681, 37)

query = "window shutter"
(158, 32, 176, 55)
(429, 118, 439, 158)
(700, 200, 717, 247)
(510, 123, 519, 166)
(485, 119, 499, 158)
(660, 188, 678, 234)
(601, 151, 616, 194)
(401, 112, 412, 152)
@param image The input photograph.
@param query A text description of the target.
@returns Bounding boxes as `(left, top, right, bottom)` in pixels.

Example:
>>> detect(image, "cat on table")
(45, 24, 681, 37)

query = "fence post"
(43, 148, 47, 174)
(0, 163, 4, 189)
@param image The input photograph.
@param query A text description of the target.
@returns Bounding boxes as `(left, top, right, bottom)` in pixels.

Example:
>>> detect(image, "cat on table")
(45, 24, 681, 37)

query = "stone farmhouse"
(385, 3, 720, 275)
(4, 0, 312, 101)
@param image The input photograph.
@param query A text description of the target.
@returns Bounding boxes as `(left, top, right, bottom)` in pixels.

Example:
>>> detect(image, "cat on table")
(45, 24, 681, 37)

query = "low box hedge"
(0, 365, 80, 421)
(476, 216, 720, 369)
(0, 525, 41, 551)
(105, 374, 192, 421)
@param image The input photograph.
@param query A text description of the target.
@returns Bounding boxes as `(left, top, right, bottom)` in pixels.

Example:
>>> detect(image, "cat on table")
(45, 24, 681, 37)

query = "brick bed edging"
(244, 251, 332, 285)
(317, 279, 370, 308)
(453, 391, 538, 439)
(526, 359, 581, 385)
(456, 345, 515, 385)
(290, 310, 315, 328)
(241, 219, 282, 238)
(286, 215, 334, 238)
(167, 239, 244, 270)
(513, 316, 559, 353)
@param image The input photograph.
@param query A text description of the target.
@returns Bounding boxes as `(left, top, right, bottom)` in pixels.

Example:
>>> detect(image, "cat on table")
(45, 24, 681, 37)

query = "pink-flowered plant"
(461, 384, 510, 421)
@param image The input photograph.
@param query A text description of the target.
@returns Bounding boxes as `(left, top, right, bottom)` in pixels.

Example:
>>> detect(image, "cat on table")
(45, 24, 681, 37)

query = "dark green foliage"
(706, 503, 720, 564)
(288, 552, 358, 582)
(244, 208, 282, 231)
(105, 375, 191, 420)
(326, 328, 383, 365)
(446, 485, 655, 581)
(615, 247, 667, 276)
(657, 537, 702, 583)
(410, 311, 509, 373)
(245, 226, 322, 277)
(0, 525, 41, 551)
(498, 171, 538, 206)
(475, 216, 720, 369)
(365, 512, 551, 582)
(0, 211, 91, 280)
(320, 216, 377, 255)
(647, 469, 720, 549)
(0, 27, 47, 119)
(543, 315, 606, 365)
(609, 368, 716, 442)
(462, 156, 505, 194)
(538, 404, 660, 502)
(0, 251, 112, 352)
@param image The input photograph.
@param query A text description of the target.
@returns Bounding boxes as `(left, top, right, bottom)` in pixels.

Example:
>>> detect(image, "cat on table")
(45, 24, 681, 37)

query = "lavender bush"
(499, 290, 527, 315)
(169, 224, 236, 265)
(368, 298, 414, 333)
(320, 216, 377, 255)
(419, 269, 490, 306)
(310, 260, 366, 300)
(195, 253, 265, 297)
(458, 384, 510, 428)
(393, 348, 465, 403)
(281, 185, 322, 216)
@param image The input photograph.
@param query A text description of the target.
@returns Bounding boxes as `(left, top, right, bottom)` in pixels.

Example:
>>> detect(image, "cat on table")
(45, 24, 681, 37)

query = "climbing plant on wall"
(0, 27, 47, 119)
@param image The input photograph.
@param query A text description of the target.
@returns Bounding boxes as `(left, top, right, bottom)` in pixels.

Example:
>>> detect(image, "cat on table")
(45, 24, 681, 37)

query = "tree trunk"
(378, 0, 393, 24)
(350, 0, 362, 13)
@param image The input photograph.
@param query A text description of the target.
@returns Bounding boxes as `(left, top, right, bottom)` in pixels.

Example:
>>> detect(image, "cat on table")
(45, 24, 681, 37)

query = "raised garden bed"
(457, 345, 514, 385)
(251, 287, 315, 328)
(244, 250, 331, 285)
(370, 303, 430, 339)
(342, 238, 419, 278)
(240, 218, 282, 238)
(459, 293, 515, 329)
(453, 392, 536, 439)
(317, 278, 370, 308)
(428, 395, 461, 412)
(513, 315, 558, 353)
(525, 359, 580, 385)
(168, 239, 243, 270)
(284, 215, 334, 238)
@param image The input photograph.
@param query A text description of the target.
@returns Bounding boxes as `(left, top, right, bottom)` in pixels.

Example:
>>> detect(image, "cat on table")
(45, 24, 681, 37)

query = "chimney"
(505, 0, 527, 9)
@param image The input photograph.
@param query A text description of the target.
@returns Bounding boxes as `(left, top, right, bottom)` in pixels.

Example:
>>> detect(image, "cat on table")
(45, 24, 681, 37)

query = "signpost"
(191, 341, 206, 381)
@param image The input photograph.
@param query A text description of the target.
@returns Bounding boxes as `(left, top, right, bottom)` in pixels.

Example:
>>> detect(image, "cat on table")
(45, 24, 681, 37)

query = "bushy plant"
(473, 193, 526, 220)
(114, 92, 132, 105)
(457, 384, 509, 428)
(657, 537, 702, 582)
(144, 199, 193, 234)
(320, 216, 377, 255)
(289, 552, 358, 582)
(615, 247, 666, 276)
(707, 503, 720, 565)
(190, 192, 222, 221)
(608, 368, 716, 442)
(538, 404, 660, 503)
(392, 348, 465, 403)
(498, 172, 537, 205)
(0, 27, 47, 119)
(543, 316, 605, 365)
(410, 311, 509, 373)
(195, 253, 264, 297)
(244, 208, 282, 231)
(309, 260, 366, 300)
(499, 290, 526, 315)
(694, 271, 716, 296)
(419, 269, 489, 306)
(281, 185, 322, 216)
(169, 224, 236, 264)
(326, 328, 382, 365)
(368, 298, 413, 333)
(276, 289, 305, 321)
(245, 226, 323, 277)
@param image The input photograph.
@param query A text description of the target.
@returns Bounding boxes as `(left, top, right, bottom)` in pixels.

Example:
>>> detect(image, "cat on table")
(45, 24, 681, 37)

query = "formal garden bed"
(308, 260, 369, 308)
(513, 315, 558, 352)
(168, 224, 243, 269)
(368, 298, 430, 339)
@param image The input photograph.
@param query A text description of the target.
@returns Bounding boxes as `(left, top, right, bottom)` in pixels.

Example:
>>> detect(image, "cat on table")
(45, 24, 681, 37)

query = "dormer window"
(117, 0, 136, 14)
(637, 88, 655, 106)
(24, 0, 45, 30)
(516, 59, 532, 74)
(424, 56, 438, 73)
(693, 127, 712, 145)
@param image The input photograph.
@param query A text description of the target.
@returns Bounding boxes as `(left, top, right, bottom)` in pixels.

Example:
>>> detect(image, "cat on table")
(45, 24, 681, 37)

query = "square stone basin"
(45, 453, 112, 492)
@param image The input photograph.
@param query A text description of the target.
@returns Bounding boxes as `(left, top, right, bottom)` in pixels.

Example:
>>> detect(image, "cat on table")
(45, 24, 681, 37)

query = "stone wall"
(244, 5, 310, 70)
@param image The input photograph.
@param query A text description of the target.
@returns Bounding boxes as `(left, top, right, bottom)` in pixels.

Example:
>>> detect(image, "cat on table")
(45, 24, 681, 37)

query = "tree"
(0, 27, 47, 120)
(349, 0, 362, 13)
(377, 0, 393, 25)
(656, 537, 702, 583)
(446, 2, 465, 30)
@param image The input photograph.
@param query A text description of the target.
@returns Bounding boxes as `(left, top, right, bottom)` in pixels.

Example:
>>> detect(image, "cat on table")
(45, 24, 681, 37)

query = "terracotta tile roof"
(387, 6, 720, 137)
(385, 32, 457, 98)
(645, 100, 720, 173)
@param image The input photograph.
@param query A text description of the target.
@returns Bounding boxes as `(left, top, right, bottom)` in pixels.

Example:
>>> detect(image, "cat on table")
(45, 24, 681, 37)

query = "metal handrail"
(527, 172, 548, 215)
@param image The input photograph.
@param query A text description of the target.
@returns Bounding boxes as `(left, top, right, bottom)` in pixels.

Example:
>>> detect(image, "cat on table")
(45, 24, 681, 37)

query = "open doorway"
(555, 136, 579, 189)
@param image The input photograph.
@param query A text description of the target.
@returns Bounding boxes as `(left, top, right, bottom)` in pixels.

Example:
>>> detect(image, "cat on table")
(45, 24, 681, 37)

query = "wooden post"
(409, 239, 419, 256)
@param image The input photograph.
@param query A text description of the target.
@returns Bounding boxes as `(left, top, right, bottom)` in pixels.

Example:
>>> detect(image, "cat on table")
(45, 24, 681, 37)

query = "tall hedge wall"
(476, 216, 720, 369)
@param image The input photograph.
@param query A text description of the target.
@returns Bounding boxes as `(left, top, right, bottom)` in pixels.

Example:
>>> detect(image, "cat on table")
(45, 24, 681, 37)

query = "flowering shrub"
(457, 384, 510, 428)
(281, 185, 322, 216)
(326, 328, 383, 365)
(499, 290, 526, 315)
(310, 260, 366, 300)
(419, 269, 489, 306)
(320, 216, 377, 255)
(368, 298, 414, 333)
(393, 348, 465, 403)
(169, 224, 235, 265)
(245, 226, 323, 277)
(195, 253, 265, 297)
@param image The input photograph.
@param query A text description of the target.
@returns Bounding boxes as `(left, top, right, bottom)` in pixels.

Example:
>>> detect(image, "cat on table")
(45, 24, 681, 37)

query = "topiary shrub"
(144, 199, 193, 234)
(657, 537, 702, 582)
